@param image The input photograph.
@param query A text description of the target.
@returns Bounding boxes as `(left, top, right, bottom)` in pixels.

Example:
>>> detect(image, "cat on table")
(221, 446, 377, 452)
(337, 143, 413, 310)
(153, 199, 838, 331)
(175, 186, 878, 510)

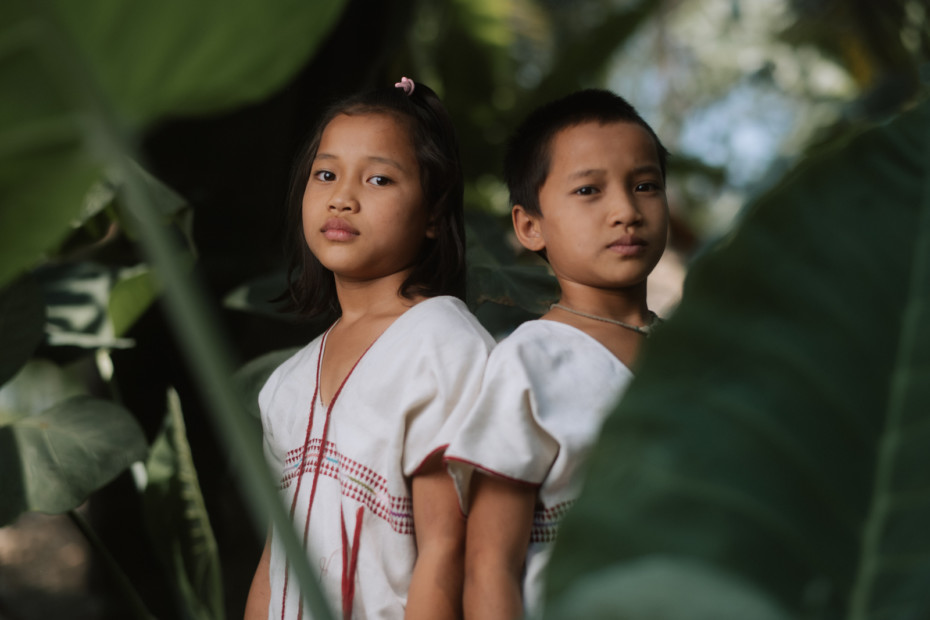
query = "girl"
(244, 78, 494, 620)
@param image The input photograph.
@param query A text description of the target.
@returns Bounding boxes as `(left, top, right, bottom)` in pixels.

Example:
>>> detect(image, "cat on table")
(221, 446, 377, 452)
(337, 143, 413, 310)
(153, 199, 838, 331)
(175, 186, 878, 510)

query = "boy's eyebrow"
(567, 164, 662, 180)
(629, 164, 663, 176)
(567, 168, 606, 180)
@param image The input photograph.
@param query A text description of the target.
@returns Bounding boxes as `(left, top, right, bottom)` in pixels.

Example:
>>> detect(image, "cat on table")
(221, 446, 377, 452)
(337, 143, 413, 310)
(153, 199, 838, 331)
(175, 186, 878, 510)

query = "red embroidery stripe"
(530, 500, 576, 543)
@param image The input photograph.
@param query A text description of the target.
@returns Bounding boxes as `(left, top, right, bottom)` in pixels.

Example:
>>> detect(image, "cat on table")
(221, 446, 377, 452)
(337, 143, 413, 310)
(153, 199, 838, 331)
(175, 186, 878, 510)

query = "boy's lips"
(321, 218, 359, 241)
(607, 235, 646, 256)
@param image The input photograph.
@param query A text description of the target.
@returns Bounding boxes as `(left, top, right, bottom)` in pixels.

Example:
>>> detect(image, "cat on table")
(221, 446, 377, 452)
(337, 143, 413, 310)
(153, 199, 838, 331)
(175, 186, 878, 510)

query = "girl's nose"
(329, 190, 359, 212)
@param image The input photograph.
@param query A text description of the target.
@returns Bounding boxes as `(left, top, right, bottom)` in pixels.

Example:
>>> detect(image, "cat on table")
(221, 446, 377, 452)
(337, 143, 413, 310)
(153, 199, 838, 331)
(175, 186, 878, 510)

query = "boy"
(444, 89, 669, 619)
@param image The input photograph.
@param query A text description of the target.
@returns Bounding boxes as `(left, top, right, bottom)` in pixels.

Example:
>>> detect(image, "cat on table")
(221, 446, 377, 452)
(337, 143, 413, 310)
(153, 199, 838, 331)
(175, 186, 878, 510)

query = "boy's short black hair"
(283, 81, 466, 318)
(504, 89, 669, 216)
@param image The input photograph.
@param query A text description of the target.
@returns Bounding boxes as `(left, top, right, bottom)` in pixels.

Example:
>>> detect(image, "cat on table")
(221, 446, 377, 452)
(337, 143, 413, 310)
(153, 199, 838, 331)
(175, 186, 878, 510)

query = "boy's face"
(515, 121, 669, 292)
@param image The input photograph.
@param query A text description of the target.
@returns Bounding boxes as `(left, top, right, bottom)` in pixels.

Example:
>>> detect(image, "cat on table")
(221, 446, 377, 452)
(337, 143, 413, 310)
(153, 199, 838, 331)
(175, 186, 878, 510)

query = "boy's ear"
(512, 205, 546, 252)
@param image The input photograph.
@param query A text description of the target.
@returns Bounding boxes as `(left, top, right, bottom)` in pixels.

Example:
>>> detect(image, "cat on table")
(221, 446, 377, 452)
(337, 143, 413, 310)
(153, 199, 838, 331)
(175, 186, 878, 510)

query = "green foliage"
(546, 99, 930, 618)
(109, 266, 159, 338)
(0, 392, 147, 524)
(52, 0, 346, 125)
(1, 0, 348, 616)
(0, 0, 345, 288)
(546, 557, 791, 620)
(144, 389, 224, 620)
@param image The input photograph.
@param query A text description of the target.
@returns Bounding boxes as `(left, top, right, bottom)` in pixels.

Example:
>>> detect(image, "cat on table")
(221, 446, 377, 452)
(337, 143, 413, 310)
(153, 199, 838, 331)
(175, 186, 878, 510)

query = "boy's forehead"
(547, 121, 660, 171)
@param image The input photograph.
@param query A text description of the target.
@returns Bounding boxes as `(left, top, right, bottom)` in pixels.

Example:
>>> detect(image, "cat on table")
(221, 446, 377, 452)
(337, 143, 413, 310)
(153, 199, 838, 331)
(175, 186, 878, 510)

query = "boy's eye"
(573, 186, 599, 196)
(313, 170, 335, 182)
(369, 175, 393, 187)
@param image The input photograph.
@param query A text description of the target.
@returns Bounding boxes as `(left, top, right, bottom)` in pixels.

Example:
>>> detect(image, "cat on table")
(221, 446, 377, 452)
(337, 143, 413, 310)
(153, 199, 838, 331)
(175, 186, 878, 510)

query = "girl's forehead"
(326, 111, 411, 138)
(317, 112, 417, 163)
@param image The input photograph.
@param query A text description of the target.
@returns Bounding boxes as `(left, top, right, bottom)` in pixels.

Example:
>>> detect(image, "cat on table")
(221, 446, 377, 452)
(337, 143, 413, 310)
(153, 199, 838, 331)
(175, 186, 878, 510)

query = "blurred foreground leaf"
(0, 0, 346, 287)
(53, 0, 347, 125)
(0, 394, 147, 525)
(547, 99, 930, 620)
(144, 389, 224, 620)
(0, 0, 101, 288)
(546, 556, 790, 620)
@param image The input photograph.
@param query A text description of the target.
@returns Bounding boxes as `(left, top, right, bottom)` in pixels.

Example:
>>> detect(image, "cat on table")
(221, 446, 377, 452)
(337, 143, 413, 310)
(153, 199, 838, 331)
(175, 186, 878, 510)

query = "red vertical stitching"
(281, 329, 329, 620)
(341, 506, 364, 619)
(283, 328, 376, 619)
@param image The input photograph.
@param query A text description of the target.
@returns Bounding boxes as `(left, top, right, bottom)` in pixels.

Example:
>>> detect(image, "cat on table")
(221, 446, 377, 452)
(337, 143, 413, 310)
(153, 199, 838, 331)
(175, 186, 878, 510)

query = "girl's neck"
(333, 269, 422, 324)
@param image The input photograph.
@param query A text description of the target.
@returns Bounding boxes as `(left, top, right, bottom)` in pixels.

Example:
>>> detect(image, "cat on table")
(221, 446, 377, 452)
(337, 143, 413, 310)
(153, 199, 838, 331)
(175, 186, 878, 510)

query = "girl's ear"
(512, 205, 545, 252)
(425, 221, 437, 239)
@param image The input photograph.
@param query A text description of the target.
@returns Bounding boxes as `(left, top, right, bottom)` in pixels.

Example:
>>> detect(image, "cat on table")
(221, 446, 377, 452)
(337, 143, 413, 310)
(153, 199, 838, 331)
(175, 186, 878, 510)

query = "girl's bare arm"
(244, 532, 272, 620)
(406, 455, 467, 620)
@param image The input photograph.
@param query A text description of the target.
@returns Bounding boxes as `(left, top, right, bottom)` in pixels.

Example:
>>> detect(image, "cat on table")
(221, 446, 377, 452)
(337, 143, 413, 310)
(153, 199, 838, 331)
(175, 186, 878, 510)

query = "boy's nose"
(609, 194, 642, 226)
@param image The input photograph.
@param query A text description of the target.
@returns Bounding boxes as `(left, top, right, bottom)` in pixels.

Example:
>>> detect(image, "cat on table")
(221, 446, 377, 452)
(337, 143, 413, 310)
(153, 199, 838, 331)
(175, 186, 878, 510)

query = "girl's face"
(302, 113, 433, 285)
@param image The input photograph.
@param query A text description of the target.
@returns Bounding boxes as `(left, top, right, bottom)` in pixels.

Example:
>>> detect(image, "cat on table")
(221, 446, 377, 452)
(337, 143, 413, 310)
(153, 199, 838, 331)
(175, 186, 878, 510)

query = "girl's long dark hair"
(283, 81, 466, 318)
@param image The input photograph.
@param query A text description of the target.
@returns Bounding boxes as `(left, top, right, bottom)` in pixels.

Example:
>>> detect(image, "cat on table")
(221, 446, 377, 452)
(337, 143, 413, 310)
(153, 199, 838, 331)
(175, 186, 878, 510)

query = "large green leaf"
(546, 99, 930, 620)
(0, 394, 148, 525)
(0, 0, 102, 288)
(0, 0, 346, 288)
(143, 389, 224, 620)
(0, 275, 45, 386)
(546, 556, 790, 620)
(52, 0, 347, 125)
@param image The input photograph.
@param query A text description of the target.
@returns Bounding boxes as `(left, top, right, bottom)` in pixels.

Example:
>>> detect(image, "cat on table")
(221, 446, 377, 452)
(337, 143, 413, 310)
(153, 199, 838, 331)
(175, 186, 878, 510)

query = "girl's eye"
(635, 182, 662, 192)
(313, 170, 335, 182)
(369, 175, 393, 187)
(574, 186, 599, 196)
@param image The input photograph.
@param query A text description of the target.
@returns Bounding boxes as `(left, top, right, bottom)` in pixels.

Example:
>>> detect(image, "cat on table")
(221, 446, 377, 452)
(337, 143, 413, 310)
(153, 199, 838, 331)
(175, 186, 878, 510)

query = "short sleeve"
(400, 300, 495, 477)
(444, 332, 560, 512)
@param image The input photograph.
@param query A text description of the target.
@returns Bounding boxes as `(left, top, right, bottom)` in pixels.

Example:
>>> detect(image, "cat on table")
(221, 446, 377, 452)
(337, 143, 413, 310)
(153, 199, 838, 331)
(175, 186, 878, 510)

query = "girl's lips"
(321, 218, 359, 241)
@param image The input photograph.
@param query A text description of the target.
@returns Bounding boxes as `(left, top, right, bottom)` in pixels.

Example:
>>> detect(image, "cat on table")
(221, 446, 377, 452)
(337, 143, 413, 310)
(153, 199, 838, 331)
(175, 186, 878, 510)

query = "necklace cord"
(550, 303, 658, 336)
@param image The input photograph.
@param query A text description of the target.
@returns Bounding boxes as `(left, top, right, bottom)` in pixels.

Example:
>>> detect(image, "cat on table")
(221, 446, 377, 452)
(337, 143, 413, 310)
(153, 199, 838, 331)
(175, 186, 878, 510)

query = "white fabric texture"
(260, 296, 494, 619)
(445, 319, 633, 616)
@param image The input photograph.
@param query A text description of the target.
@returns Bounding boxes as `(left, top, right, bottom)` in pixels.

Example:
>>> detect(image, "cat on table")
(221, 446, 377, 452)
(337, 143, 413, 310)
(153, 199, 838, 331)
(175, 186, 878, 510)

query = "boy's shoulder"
(492, 319, 624, 373)
(498, 318, 592, 349)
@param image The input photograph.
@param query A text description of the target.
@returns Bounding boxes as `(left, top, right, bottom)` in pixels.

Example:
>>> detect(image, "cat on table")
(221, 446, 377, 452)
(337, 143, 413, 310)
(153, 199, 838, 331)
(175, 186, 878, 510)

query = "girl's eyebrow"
(314, 152, 407, 172)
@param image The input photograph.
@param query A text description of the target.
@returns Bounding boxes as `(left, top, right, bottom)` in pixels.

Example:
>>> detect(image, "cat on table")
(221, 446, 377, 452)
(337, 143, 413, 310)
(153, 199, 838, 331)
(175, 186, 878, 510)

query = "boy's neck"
(543, 281, 651, 367)
(553, 280, 650, 323)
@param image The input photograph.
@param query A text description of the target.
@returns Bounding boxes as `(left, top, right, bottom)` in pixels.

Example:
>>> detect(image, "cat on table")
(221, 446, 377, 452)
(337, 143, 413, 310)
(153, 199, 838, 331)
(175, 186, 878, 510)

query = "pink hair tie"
(394, 76, 415, 96)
